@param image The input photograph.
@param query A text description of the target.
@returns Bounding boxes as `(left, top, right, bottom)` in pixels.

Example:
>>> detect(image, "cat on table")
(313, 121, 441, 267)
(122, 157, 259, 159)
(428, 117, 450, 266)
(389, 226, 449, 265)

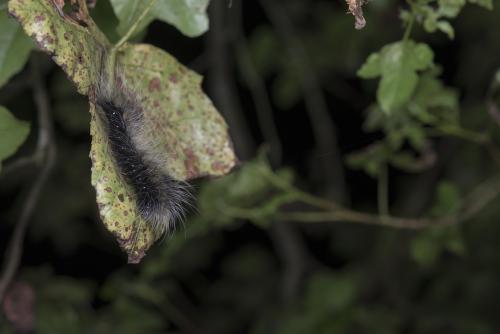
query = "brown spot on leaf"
(183, 148, 200, 179)
(118, 194, 124, 202)
(105, 187, 112, 193)
(34, 14, 45, 22)
(148, 77, 161, 92)
(169, 73, 178, 83)
(211, 161, 227, 173)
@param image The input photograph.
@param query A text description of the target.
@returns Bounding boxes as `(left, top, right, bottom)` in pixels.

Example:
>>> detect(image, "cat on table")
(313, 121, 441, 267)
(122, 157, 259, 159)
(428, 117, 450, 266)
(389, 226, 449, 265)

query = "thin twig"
(222, 168, 500, 230)
(286, 174, 500, 227)
(260, 0, 347, 202)
(114, 0, 157, 49)
(0, 57, 56, 303)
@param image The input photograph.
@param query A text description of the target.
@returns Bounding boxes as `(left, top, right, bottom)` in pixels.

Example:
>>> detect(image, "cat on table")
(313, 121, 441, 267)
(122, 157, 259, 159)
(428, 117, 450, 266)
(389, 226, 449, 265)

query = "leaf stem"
(114, 0, 158, 49)
(427, 126, 490, 144)
(222, 173, 500, 230)
(105, 0, 157, 96)
(0, 57, 56, 303)
(259, 165, 340, 211)
(403, 1, 416, 42)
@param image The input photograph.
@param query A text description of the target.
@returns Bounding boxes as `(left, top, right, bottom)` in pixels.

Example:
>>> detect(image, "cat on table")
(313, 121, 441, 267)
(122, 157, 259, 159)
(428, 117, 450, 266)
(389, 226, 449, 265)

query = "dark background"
(1, 0, 500, 333)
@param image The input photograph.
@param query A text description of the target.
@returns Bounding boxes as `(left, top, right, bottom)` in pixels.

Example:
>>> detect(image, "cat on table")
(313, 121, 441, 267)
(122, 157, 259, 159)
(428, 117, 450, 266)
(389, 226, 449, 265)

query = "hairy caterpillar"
(94, 58, 192, 238)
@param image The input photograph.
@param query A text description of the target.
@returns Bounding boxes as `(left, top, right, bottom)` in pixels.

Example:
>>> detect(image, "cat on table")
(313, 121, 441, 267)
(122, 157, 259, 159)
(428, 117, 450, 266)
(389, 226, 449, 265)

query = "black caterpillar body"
(95, 81, 191, 237)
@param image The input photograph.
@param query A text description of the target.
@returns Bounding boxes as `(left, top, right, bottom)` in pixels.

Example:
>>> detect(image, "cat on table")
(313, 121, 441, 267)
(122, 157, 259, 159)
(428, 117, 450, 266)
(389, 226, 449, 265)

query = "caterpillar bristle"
(94, 71, 192, 238)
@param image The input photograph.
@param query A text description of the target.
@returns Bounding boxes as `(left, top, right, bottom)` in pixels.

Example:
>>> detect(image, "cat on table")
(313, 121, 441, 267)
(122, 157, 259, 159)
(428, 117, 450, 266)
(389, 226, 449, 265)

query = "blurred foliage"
(1, 0, 500, 333)
(109, 0, 210, 38)
(0, 1, 33, 87)
(0, 106, 29, 172)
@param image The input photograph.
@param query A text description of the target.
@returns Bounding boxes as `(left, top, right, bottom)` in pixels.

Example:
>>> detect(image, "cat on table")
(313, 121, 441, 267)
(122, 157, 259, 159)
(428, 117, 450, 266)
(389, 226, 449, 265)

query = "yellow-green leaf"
(9, 0, 236, 262)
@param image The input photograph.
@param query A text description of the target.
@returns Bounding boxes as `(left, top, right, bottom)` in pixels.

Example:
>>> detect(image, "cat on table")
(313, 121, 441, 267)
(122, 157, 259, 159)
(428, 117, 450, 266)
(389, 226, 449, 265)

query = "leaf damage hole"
(51, 0, 88, 28)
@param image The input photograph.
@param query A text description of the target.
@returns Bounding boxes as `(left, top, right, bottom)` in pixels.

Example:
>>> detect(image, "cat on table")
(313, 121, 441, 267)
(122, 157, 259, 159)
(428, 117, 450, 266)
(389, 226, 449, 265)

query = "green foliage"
(0, 106, 29, 172)
(358, 40, 434, 114)
(109, 0, 210, 37)
(348, 67, 460, 176)
(0, 2, 33, 87)
(401, 0, 493, 39)
(350, 0, 486, 178)
(1, 0, 500, 333)
(199, 154, 296, 227)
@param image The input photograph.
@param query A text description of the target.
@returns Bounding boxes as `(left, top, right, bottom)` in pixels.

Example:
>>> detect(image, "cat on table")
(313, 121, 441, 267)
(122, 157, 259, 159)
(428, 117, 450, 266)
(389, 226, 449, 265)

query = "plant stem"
(259, 165, 340, 210)
(0, 57, 56, 303)
(438, 126, 489, 144)
(114, 0, 157, 49)
(223, 174, 500, 230)
(403, 1, 415, 42)
(107, 0, 157, 83)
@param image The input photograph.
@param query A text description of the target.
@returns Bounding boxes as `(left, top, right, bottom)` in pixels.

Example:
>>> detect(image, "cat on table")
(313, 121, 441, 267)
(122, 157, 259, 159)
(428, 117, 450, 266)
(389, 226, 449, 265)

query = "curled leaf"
(346, 0, 366, 30)
(9, 0, 236, 262)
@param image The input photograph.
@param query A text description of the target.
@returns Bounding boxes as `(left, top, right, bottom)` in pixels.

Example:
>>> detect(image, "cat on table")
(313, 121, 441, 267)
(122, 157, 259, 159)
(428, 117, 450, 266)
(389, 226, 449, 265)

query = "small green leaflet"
(110, 0, 209, 38)
(0, 3, 33, 87)
(468, 0, 493, 10)
(357, 40, 434, 114)
(0, 106, 30, 172)
(405, 0, 493, 39)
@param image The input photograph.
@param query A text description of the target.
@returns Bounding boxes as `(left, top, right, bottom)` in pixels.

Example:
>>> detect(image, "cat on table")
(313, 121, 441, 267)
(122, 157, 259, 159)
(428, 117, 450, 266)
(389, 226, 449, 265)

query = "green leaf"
(0, 6, 33, 87)
(437, 0, 466, 18)
(430, 181, 461, 216)
(9, 0, 236, 262)
(199, 155, 295, 227)
(0, 106, 30, 171)
(411, 225, 465, 268)
(468, 0, 493, 10)
(358, 41, 434, 113)
(378, 67, 418, 113)
(110, 0, 210, 38)
(410, 233, 441, 267)
(436, 20, 455, 39)
(346, 142, 392, 177)
(357, 53, 381, 78)
(409, 43, 434, 70)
